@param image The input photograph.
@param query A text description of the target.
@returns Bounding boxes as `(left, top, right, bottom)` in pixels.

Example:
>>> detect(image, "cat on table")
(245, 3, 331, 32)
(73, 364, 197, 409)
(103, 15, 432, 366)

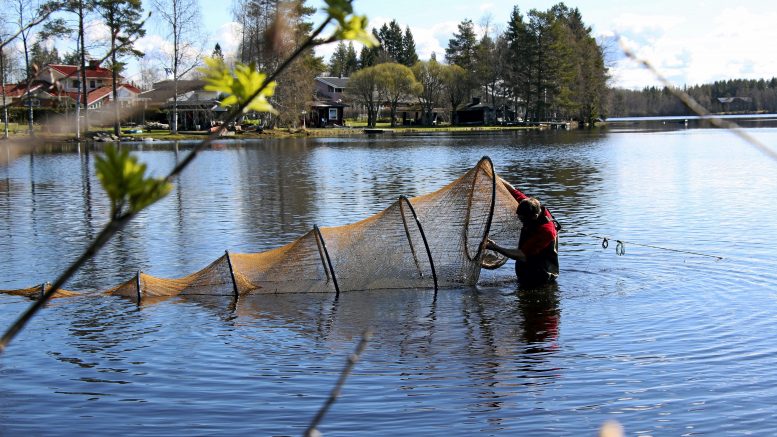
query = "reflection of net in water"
(1, 158, 521, 303)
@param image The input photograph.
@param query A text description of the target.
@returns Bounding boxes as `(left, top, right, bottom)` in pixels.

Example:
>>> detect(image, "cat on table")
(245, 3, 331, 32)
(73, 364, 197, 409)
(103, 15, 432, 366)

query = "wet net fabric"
(2, 158, 523, 302)
(0, 283, 80, 299)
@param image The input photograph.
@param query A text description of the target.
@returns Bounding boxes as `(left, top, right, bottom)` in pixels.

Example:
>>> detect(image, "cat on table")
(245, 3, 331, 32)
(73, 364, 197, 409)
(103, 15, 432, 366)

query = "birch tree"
(411, 59, 446, 126)
(10, 0, 42, 135)
(151, 0, 205, 133)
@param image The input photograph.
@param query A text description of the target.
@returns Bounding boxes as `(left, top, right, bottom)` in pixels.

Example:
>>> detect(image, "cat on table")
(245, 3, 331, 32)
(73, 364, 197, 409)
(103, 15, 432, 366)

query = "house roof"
(140, 80, 208, 104)
(1, 82, 47, 98)
(46, 64, 116, 80)
(2, 84, 26, 98)
(84, 84, 140, 104)
(316, 76, 349, 89)
(121, 83, 142, 94)
(310, 100, 348, 108)
(86, 86, 113, 105)
(717, 97, 752, 103)
(2, 80, 139, 107)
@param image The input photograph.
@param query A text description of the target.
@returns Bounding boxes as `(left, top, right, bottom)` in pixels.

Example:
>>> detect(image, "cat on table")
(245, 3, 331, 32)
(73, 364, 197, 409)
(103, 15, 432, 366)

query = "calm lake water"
(2, 127, 777, 435)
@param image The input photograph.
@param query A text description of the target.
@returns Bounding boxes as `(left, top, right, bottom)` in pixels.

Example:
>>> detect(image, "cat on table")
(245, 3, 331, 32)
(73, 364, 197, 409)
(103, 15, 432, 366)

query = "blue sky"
(43, 0, 777, 89)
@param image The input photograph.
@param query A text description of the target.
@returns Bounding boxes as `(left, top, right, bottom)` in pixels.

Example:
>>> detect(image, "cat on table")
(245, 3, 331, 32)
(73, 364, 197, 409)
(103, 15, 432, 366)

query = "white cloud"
(479, 2, 496, 13)
(211, 21, 242, 57)
(84, 19, 111, 48)
(611, 13, 685, 35)
(605, 5, 777, 88)
(411, 21, 459, 61)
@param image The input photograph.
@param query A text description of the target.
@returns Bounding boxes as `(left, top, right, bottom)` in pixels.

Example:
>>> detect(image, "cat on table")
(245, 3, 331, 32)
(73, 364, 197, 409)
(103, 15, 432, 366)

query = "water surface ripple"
(2, 128, 777, 435)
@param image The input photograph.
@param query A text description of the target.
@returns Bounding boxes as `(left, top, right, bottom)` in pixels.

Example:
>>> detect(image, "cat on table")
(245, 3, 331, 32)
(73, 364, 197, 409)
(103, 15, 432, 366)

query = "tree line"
(342, 3, 609, 127)
(30, 0, 777, 133)
(607, 78, 777, 117)
(3, 1, 608, 132)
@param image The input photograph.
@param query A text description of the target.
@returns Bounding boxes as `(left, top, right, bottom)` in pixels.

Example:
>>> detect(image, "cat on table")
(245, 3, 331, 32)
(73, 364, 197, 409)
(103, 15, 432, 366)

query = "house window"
(72, 80, 80, 88)
(90, 80, 96, 88)
(328, 108, 338, 120)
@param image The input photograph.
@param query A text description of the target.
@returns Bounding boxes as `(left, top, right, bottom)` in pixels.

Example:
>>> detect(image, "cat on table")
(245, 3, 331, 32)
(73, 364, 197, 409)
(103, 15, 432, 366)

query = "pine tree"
(378, 20, 404, 62)
(212, 43, 224, 61)
(62, 50, 81, 65)
(400, 26, 418, 66)
(504, 6, 533, 120)
(358, 30, 381, 68)
(329, 41, 348, 76)
(30, 41, 60, 67)
(344, 42, 358, 76)
(445, 19, 477, 72)
(474, 34, 495, 103)
(96, 0, 146, 136)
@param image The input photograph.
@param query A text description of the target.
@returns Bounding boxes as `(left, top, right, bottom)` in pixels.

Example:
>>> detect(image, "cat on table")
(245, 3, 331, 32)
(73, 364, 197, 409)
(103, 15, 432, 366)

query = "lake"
(2, 127, 777, 435)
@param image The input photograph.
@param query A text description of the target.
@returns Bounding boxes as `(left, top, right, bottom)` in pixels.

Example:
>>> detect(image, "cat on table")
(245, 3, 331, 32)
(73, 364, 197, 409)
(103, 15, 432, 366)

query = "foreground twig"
(305, 329, 372, 437)
(0, 14, 336, 354)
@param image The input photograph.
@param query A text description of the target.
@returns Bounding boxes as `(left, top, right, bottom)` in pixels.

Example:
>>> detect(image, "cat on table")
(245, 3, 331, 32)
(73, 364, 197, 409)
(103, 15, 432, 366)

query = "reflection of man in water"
(518, 285, 560, 350)
(486, 183, 559, 286)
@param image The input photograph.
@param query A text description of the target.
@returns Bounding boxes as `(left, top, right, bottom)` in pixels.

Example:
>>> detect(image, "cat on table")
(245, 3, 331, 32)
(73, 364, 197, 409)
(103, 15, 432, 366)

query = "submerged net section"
(0, 283, 80, 300)
(104, 253, 257, 303)
(2, 157, 524, 302)
(230, 229, 336, 294)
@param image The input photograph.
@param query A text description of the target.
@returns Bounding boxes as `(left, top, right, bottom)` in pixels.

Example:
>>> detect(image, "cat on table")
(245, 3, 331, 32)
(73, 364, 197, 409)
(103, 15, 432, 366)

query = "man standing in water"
(486, 183, 559, 286)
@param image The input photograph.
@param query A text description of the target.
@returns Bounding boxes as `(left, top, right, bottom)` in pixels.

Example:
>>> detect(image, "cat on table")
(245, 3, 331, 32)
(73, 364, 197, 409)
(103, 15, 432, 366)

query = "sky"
(10, 0, 777, 90)
(179, 0, 777, 90)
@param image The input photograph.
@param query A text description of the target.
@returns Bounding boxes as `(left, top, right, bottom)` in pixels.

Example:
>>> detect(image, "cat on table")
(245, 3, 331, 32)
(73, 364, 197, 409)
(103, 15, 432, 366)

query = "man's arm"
(485, 239, 527, 262)
(502, 179, 528, 202)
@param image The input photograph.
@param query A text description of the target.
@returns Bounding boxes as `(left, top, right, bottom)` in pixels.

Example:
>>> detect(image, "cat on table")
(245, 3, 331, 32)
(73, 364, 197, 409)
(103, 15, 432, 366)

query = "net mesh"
(2, 158, 523, 302)
(0, 283, 81, 300)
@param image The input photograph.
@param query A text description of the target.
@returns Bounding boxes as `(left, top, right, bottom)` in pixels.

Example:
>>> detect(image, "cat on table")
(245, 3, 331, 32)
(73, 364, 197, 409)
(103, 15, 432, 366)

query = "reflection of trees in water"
(498, 131, 606, 225)
(160, 286, 561, 416)
(163, 286, 561, 360)
(236, 140, 320, 249)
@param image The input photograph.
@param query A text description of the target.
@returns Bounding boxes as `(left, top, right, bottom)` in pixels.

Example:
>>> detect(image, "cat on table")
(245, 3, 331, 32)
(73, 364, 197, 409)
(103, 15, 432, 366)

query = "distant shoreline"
(2, 124, 547, 143)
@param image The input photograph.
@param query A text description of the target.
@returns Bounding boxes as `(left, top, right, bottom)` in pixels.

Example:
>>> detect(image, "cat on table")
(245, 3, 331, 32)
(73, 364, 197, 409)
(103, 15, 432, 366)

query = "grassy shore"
(120, 123, 539, 141)
(2, 122, 539, 143)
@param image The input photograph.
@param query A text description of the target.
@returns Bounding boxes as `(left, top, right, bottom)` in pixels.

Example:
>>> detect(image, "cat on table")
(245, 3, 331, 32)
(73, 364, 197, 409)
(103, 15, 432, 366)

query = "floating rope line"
(570, 230, 723, 260)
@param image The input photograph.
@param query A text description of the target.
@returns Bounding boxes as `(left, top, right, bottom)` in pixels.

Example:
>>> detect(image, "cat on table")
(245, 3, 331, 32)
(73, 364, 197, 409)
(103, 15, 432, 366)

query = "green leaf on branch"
(335, 15, 378, 47)
(95, 145, 172, 219)
(324, 0, 379, 47)
(199, 57, 278, 114)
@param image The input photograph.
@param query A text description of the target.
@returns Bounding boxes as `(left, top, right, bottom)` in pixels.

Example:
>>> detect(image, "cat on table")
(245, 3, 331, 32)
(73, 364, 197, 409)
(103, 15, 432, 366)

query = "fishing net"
(0, 283, 80, 300)
(2, 157, 522, 303)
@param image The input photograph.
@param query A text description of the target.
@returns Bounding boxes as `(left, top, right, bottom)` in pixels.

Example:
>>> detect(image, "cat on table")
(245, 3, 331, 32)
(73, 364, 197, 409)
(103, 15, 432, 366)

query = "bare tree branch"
(305, 329, 372, 437)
